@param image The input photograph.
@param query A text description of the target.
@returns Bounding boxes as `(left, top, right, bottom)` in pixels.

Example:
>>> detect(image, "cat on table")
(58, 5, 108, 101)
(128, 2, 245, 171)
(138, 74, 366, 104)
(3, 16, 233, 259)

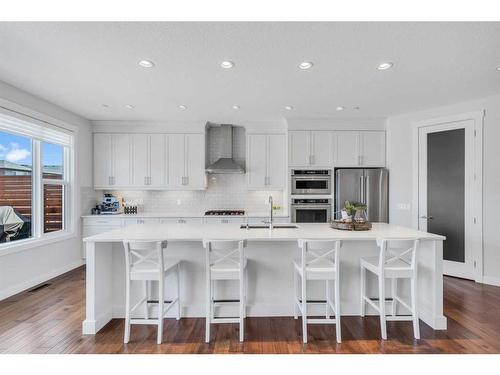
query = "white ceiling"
(0, 22, 499, 122)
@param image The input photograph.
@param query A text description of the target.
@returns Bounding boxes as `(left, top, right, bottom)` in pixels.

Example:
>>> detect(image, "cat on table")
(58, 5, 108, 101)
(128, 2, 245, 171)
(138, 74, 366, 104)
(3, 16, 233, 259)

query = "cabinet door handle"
(108, 176, 112, 185)
(310, 155, 315, 165)
(185, 176, 189, 185)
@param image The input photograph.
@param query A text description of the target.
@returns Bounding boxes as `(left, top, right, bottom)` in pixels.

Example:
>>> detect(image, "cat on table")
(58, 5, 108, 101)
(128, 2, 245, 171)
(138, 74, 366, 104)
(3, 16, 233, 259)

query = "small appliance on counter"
(92, 194, 123, 215)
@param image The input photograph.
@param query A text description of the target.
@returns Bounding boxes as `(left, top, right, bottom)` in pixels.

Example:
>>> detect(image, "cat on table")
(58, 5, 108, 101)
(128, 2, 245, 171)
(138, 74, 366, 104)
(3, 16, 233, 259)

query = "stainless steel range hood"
(206, 125, 245, 174)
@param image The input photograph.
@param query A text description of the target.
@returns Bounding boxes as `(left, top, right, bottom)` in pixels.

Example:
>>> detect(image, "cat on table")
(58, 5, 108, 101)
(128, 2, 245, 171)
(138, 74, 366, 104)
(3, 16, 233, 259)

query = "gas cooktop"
(204, 210, 245, 216)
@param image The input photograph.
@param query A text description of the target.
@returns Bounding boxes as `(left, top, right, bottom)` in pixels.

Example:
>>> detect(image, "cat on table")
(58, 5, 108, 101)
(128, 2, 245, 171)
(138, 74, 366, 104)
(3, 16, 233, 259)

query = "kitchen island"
(82, 223, 446, 334)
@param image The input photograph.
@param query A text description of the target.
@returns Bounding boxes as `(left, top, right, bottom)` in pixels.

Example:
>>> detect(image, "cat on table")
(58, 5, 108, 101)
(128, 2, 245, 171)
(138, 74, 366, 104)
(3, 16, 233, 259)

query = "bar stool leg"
(293, 269, 298, 319)
(301, 273, 308, 344)
(378, 274, 387, 340)
(411, 278, 420, 339)
(360, 265, 366, 317)
(391, 278, 397, 317)
(325, 280, 330, 319)
(334, 275, 341, 343)
(205, 273, 211, 343)
(239, 277, 244, 342)
(144, 281, 149, 319)
(124, 278, 131, 344)
(157, 280, 164, 344)
(176, 265, 181, 321)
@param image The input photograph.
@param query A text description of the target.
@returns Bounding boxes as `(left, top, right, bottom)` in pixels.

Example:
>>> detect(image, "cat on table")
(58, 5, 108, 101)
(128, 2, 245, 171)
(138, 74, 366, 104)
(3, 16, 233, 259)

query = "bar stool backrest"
(297, 239, 342, 269)
(375, 238, 420, 274)
(123, 240, 167, 275)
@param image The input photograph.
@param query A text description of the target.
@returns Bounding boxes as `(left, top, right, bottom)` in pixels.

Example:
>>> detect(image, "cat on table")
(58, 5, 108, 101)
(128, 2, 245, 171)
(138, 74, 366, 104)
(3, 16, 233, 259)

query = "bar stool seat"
(293, 258, 336, 278)
(360, 256, 414, 278)
(129, 260, 180, 280)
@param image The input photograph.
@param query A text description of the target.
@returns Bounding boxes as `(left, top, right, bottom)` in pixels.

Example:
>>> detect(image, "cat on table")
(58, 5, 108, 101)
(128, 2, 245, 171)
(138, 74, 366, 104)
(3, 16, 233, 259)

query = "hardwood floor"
(1, 265, 500, 354)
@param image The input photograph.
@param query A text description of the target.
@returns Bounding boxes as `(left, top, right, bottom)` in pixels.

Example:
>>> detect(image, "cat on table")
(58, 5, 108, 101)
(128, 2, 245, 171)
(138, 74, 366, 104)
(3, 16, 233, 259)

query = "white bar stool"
(203, 239, 247, 343)
(123, 240, 181, 344)
(294, 239, 342, 344)
(360, 238, 420, 340)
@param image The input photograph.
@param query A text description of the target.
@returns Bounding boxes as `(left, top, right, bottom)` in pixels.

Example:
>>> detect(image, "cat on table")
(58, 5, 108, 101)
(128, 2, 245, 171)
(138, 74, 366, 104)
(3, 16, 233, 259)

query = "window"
(0, 112, 73, 246)
(0, 132, 33, 242)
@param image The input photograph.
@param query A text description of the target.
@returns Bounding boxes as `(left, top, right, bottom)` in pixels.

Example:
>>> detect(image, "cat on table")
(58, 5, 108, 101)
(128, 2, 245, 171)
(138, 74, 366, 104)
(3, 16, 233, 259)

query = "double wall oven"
(291, 169, 332, 223)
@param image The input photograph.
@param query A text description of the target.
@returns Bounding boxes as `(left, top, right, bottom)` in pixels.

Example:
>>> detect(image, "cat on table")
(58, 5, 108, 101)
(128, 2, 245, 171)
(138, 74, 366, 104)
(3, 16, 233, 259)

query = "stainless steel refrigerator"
(334, 168, 389, 222)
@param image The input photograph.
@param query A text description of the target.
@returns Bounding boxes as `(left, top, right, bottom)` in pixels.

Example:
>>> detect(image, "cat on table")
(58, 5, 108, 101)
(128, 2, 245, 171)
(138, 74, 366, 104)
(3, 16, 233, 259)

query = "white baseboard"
(0, 259, 84, 301)
(481, 275, 500, 287)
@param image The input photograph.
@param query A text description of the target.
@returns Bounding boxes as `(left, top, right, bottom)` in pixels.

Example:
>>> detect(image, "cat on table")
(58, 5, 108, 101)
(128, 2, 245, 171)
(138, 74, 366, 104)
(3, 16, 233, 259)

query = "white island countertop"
(83, 222, 445, 243)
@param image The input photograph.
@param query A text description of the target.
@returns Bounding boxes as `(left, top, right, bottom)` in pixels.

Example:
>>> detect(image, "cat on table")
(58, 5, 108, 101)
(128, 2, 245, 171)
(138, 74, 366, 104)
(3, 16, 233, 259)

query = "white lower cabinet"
(159, 218, 204, 225)
(203, 217, 246, 224)
(123, 218, 159, 226)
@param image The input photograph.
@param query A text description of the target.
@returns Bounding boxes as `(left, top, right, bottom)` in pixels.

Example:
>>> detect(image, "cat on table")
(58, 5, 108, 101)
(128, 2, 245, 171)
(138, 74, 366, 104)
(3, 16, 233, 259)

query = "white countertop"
(81, 212, 289, 218)
(83, 222, 445, 242)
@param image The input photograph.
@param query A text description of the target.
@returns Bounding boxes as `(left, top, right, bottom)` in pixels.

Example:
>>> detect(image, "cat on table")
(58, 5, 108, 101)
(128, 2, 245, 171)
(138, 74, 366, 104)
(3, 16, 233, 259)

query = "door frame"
(412, 111, 484, 282)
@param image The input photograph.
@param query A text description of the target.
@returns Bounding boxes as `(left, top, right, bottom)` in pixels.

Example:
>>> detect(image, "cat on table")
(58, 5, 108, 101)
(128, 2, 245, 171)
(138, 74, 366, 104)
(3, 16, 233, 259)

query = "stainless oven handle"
(292, 176, 330, 180)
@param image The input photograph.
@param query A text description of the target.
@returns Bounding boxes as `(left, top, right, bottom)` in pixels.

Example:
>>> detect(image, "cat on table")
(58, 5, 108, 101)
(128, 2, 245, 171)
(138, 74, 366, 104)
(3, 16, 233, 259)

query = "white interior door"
(418, 120, 475, 279)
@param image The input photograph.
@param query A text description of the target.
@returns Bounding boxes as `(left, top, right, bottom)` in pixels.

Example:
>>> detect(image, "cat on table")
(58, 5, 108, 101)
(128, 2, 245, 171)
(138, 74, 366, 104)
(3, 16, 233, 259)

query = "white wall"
(386, 93, 500, 283)
(0, 80, 93, 299)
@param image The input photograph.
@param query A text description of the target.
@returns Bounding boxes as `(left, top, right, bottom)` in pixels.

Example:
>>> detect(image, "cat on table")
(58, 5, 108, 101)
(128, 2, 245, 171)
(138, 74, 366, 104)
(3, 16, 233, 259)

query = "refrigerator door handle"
(364, 175, 369, 215)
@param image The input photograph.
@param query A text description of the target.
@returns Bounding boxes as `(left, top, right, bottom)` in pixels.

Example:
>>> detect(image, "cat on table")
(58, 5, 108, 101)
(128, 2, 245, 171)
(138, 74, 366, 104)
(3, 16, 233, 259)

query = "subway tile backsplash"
(104, 174, 285, 214)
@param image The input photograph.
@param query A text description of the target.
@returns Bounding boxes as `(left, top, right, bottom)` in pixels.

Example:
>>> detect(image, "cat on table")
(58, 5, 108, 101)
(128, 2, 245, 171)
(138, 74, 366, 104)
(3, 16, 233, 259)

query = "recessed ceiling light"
(298, 61, 313, 70)
(496, 65, 500, 71)
(285, 106, 293, 111)
(220, 61, 234, 69)
(336, 106, 345, 111)
(377, 62, 394, 70)
(138, 60, 155, 68)
(353, 106, 360, 110)
(101, 104, 109, 108)
(125, 104, 134, 109)
(232, 105, 240, 110)
(178, 105, 187, 110)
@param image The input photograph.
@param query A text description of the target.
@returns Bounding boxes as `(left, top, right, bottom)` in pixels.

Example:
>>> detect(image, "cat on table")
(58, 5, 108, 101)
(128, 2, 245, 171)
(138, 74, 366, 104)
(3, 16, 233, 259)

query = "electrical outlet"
(396, 203, 411, 210)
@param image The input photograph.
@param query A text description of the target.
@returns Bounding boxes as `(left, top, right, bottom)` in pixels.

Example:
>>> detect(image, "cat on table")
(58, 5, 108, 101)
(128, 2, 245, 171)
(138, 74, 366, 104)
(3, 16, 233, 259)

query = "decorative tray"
(330, 220, 372, 231)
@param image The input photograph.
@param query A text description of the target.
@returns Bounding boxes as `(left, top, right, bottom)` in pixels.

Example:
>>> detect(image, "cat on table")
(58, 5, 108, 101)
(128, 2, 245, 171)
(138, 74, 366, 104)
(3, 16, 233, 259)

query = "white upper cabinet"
(94, 133, 131, 188)
(247, 134, 286, 190)
(267, 134, 287, 189)
(149, 135, 166, 187)
(334, 131, 385, 167)
(131, 134, 166, 188)
(334, 131, 360, 167)
(184, 133, 206, 189)
(93, 132, 205, 190)
(167, 133, 206, 190)
(310, 131, 334, 166)
(112, 134, 132, 187)
(167, 133, 186, 188)
(289, 130, 334, 167)
(131, 134, 150, 187)
(359, 131, 386, 167)
(247, 134, 267, 189)
(288, 131, 310, 166)
(93, 133, 112, 188)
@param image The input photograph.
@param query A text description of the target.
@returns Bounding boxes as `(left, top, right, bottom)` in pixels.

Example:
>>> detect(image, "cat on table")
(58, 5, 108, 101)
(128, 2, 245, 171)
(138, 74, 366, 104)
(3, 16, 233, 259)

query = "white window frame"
(0, 112, 75, 254)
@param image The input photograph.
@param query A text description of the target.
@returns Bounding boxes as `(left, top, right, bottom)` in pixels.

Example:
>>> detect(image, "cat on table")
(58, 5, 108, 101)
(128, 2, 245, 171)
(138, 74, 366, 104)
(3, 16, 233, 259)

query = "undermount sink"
(240, 224, 299, 229)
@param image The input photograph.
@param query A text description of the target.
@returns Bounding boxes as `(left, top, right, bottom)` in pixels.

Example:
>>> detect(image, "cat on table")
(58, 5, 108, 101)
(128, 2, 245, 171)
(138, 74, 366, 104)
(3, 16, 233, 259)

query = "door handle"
(420, 215, 434, 220)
